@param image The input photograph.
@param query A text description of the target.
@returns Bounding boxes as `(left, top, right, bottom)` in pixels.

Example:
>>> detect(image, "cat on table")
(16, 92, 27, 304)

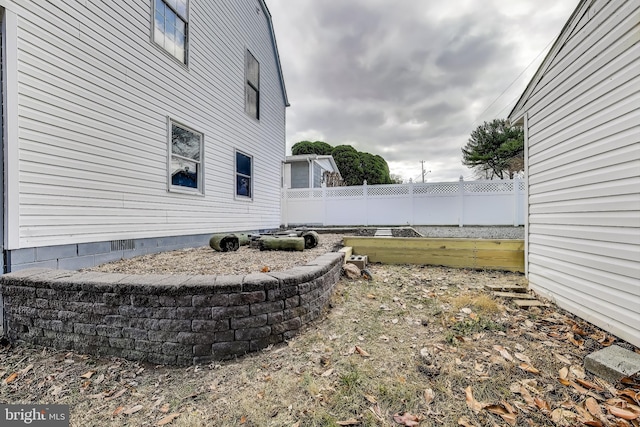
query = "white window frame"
(245, 50, 260, 120)
(152, 0, 189, 65)
(168, 118, 204, 195)
(235, 150, 253, 200)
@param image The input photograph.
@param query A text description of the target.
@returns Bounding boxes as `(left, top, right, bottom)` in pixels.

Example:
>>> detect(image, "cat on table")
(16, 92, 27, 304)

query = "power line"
(471, 33, 558, 127)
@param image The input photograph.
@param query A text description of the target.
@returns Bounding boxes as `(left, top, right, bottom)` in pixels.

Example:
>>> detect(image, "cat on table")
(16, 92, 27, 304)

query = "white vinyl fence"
(282, 177, 525, 227)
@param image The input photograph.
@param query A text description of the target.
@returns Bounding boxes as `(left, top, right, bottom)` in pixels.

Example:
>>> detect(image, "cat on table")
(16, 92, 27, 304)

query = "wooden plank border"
(342, 237, 524, 273)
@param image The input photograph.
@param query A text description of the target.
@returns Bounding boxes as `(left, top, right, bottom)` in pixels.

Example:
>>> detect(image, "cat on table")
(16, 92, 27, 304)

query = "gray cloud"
(268, 0, 577, 181)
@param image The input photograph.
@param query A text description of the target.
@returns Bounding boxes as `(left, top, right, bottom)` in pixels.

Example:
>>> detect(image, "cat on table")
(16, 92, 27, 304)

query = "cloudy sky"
(266, 0, 578, 182)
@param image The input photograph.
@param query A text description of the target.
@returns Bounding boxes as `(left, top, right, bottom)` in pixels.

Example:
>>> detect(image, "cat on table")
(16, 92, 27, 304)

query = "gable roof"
(508, 0, 593, 125)
(260, 0, 290, 107)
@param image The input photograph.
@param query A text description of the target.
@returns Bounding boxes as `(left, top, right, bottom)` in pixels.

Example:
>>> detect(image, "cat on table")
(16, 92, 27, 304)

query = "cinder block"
(584, 345, 640, 383)
(346, 255, 368, 269)
(339, 246, 353, 263)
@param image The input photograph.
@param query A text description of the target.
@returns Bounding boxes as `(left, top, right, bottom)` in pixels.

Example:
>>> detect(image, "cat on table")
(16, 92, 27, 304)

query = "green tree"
(331, 145, 363, 186)
(291, 140, 394, 185)
(462, 119, 524, 179)
(291, 140, 333, 156)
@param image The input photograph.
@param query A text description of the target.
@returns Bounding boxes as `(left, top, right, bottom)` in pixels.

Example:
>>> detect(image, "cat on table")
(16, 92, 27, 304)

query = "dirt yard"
(1, 235, 639, 426)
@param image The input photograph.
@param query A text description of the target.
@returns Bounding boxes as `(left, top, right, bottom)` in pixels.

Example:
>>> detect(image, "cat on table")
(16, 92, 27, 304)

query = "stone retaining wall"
(0, 252, 343, 365)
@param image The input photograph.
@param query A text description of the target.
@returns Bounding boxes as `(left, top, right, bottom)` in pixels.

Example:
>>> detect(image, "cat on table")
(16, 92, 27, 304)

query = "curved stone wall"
(0, 252, 344, 365)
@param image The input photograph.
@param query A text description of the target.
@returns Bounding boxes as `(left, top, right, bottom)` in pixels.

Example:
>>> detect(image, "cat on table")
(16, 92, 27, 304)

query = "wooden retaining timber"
(342, 237, 524, 273)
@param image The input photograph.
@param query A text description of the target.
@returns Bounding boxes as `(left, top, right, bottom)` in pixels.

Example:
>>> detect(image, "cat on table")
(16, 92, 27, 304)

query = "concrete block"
(58, 254, 97, 271)
(78, 242, 111, 256)
(339, 246, 353, 263)
(584, 345, 640, 383)
(347, 255, 368, 269)
(36, 244, 77, 261)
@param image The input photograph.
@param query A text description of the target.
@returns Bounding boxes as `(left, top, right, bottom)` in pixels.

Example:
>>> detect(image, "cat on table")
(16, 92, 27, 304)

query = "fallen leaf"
(576, 378, 605, 392)
(566, 332, 584, 347)
(123, 405, 144, 415)
(321, 368, 334, 377)
(555, 353, 572, 364)
(570, 365, 586, 379)
(517, 385, 535, 406)
(105, 389, 127, 401)
(485, 403, 517, 426)
(364, 394, 377, 404)
(465, 386, 486, 413)
(569, 380, 590, 394)
(534, 397, 551, 412)
(393, 412, 420, 426)
(81, 371, 95, 379)
(261, 266, 270, 273)
(493, 345, 514, 362)
(336, 418, 359, 426)
(113, 406, 124, 416)
(355, 346, 370, 357)
(159, 403, 170, 413)
(369, 404, 384, 421)
(157, 413, 181, 426)
(515, 353, 531, 364)
(608, 406, 640, 420)
(552, 408, 579, 425)
(4, 373, 18, 384)
(519, 362, 540, 375)
(559, 367, 569, 380)
(458, 416, 478, 427)
(240, 415, 247, 424)
(424, 388, 435, 405)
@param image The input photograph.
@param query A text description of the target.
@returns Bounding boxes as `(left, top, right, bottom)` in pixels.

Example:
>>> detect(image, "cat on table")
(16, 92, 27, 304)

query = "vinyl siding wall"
(518, 0, 639, 346)
(9, 0, 286, 249)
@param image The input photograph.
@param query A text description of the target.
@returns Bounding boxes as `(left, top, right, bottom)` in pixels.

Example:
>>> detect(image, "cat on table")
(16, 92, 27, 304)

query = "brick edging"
(0, 252, 344, 365)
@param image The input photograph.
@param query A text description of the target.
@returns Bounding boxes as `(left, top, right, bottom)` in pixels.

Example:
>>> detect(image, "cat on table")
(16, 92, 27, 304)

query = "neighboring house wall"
(1, 1, 288, 271)
(283, 155, 342, 189)
(290, 162, 309, 189)
(509, 0, 639, 347)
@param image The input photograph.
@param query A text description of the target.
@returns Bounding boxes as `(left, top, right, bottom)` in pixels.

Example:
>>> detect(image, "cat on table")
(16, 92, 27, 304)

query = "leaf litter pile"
(1, 264, 639, 426)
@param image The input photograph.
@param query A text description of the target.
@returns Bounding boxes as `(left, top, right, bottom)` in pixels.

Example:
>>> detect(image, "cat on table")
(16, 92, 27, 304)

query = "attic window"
(245, 50, 260, 119)
(153, 0, 188, 64)
(169, 120, 203, 193)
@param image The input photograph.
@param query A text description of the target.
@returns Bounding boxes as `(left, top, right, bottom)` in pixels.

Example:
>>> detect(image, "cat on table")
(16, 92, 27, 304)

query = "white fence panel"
(282, 178, 525, 227)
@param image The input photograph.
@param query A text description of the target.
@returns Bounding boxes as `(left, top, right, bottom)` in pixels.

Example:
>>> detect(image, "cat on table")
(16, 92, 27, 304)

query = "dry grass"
(1, 263, 638, 427)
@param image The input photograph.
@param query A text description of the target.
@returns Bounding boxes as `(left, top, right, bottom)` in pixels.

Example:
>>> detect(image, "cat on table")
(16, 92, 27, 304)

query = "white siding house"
(0, 0, 288, 271)
(509, 0, 639, 347)
(283, 154, 342, 189)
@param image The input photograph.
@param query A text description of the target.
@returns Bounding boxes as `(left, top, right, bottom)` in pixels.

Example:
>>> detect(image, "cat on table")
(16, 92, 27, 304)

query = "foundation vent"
(111, 239, 135, 251)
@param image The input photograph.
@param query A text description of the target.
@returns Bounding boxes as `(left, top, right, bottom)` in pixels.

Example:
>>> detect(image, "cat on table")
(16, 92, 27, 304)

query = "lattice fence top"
(325, 187, 364, 198)
(367, 185, 409, 196)
(284, 179, 524, 199)
(413, 183, 458, 194)
(464, 181, 513, 193)
(285, 189, 323, 199)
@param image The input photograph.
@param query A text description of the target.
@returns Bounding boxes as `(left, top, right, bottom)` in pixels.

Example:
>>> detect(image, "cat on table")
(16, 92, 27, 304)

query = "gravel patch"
(414, 225, 524, 239)
(85, 227, 523, 276)
(85, 234, 345, 276)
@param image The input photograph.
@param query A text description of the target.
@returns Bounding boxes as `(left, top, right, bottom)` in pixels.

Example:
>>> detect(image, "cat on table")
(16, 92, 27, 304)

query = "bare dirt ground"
(1, 233, 639, 427)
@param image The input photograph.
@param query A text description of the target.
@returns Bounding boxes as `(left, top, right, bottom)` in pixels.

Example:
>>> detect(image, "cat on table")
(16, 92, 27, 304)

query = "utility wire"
(471, 33, 558, 127)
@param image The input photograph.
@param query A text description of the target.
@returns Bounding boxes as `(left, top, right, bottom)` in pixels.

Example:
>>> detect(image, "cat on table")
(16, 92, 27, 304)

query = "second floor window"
(154, 0, 188, 64)
(245, 50, 260, 119)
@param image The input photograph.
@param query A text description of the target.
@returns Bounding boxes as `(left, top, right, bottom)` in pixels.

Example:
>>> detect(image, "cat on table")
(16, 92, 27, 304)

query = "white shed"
(283, 154, 342, 189)
(0, 0, 288, 271)
(509, 0, 639, 347)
